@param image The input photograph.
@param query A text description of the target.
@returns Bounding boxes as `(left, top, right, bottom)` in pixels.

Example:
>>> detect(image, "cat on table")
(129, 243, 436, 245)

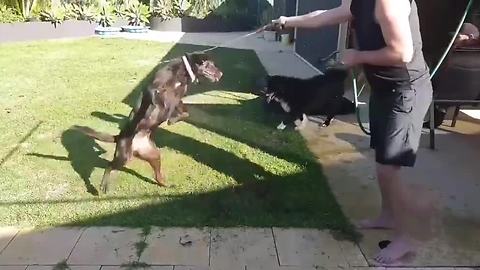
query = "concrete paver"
(210, 228, 278, 270)
(68, 227, 141, 265)
(0, 227, 83, 265)
(101, 266, 172, 270)
(26, 266, 100, 270)
(0, 267, 27, 270)
(0, 227, 19, 253)
(139, 227, 209, 267)
(273, 228, 355, 268)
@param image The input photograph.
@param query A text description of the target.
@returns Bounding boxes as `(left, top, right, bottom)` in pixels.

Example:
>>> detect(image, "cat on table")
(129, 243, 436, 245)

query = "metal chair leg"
(429, 102, 435, 150)
(451, 105, 461, 127)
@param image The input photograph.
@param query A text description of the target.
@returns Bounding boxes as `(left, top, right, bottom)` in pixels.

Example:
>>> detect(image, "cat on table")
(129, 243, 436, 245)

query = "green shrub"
(39, 6, 65, 26)
(96, 2, 115, 26)
(0, 4, 24, 22)
(65, 2, 96, 21)
(9, 0, 43, 20)
(123, 0, 149, 25)
(150, 0, 172, 20)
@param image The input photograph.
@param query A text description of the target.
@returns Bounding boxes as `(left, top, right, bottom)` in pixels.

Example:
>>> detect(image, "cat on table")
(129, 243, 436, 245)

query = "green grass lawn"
(0, 38, 356, 239)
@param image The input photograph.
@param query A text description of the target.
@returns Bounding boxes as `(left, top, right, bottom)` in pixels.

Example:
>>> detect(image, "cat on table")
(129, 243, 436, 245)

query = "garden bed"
(0, 20, 96, 43)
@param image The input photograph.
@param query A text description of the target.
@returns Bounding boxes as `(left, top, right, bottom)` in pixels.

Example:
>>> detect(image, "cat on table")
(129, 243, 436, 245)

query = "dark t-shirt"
(350, 0, 431, 90)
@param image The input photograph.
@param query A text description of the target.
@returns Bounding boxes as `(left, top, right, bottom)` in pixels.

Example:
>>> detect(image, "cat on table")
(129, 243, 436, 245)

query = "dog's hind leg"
(133, 135, 167, 187)
(322, 97, 343, 127)
(100, 139, 131, 194)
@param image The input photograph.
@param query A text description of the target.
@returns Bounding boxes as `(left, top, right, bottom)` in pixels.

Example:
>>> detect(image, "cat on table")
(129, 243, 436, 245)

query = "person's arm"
(342, 0, 413, 67)
(274, 3, 352, 29)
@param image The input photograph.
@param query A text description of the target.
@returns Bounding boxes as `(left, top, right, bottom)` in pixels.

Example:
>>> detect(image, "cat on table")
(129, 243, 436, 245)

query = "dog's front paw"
(167, 117, 179, 125)
(321, 118, 334, 127)
(294, 114, 309, 130)
(276, 121, 287, 130)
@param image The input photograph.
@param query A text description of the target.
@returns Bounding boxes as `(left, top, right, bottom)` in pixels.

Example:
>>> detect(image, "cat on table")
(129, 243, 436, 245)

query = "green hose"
(353, 0, 475, 135)
(429, 0, 475, 79)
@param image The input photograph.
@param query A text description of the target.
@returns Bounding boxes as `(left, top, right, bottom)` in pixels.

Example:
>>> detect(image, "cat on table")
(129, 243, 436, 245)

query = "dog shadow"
(29, 124, 158, 196)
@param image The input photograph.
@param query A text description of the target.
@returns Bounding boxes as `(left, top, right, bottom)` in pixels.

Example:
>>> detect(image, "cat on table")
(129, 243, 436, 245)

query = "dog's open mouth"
(204, 71, 222, 82)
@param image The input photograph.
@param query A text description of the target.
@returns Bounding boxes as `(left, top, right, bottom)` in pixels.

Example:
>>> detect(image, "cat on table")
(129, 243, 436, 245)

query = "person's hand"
(340, 49, 361, 67)
(256, 16, 288, 33)
(272, 16, 288, 27)
(457, 34, 471, 41)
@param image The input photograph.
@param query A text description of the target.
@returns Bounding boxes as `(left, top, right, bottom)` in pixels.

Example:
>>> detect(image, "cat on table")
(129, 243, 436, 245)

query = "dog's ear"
(254, 77, 268, 94)
(187, 53, 210, 66)
(323, 67, 348, 82)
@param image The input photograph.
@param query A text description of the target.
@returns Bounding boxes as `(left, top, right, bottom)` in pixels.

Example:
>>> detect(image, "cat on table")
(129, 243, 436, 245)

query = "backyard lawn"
(0, 38, 355, 239)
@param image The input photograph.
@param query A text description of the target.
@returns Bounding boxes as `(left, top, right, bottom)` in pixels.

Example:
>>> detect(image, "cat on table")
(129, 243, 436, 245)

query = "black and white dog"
(258, 68, 355, 130)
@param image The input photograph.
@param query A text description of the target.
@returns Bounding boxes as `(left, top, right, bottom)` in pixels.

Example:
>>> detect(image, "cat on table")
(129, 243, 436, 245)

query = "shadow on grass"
(0, 121, 43, 167)
(26, 42, 357, 240)
(63, 110, 357, 240)
(28, 128, 158, 196)
(80, 105, 356, 239)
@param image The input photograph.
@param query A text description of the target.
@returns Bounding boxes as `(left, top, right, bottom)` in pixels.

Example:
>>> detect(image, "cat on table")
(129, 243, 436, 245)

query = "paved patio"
(1, 30, 479, 269)
(0, 226, 368, 270)
(0, 226, 475, 270)
(300, 105, 480, 268)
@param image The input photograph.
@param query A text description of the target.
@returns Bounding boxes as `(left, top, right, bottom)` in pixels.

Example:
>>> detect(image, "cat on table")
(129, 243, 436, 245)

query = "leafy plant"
(16, 0, 37, 18)
(2, 0, 48, 19)
(66, 3, 96, 21)
(39, 6, 65, 27)
(170, 0, 190, 18)
(150, 0, 194, 20)
(150, 0, 172, 21)
(188, 0, 216, 18)
(96, 3, 115, 26)
(113, 3, 125, 17)
(0, 4, 24, 23)
(123, 0, 149, 26)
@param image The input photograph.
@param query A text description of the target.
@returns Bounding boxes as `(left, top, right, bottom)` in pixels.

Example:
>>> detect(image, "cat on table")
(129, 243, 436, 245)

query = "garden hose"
(353, 0, 475, 135)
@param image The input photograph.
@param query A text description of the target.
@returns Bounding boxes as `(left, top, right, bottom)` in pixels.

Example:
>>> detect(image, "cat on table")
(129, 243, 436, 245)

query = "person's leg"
(374, 163, 419, 264)
(358, 163, 394, 229)
(358, 89, 395, 229)
(372, 84, 435, 264)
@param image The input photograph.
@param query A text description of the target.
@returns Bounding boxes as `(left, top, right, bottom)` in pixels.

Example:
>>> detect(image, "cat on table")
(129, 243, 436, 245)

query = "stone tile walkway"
(0, 227, 475, 270)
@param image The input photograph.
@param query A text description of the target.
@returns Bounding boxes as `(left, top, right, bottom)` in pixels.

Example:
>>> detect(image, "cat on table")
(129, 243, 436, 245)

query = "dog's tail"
(72, 125, 116, 143)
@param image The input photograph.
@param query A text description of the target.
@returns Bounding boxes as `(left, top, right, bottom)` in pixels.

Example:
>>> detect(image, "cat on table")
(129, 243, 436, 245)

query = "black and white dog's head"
(264, 75, 294, 113)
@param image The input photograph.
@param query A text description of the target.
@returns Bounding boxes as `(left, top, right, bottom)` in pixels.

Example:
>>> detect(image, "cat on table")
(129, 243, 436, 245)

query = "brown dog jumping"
(74, 53, 223, 193)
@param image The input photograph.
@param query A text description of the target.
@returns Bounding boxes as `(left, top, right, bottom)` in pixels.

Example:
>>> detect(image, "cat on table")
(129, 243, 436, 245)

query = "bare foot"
(357, 213, 394, 229)
(374, 235, 417, 265)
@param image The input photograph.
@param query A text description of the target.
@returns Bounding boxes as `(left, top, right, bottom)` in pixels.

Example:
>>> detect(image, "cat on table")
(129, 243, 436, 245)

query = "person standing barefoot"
(262, 0, 434, 264)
